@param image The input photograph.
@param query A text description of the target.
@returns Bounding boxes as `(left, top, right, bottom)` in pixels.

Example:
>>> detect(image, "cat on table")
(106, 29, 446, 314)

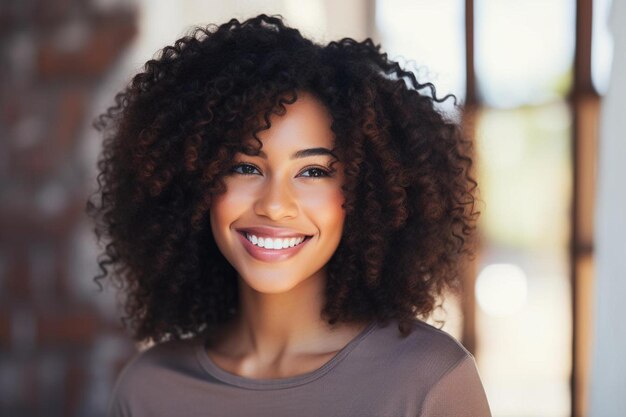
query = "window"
(375, 0, 606, 415)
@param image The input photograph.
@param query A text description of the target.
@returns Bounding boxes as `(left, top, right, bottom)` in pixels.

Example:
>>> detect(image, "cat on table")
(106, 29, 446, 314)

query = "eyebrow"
(240, 147, 338, 160)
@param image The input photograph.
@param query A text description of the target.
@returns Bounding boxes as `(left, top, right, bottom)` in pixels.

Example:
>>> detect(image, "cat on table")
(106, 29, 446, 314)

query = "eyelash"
(230, 163, 332, 178)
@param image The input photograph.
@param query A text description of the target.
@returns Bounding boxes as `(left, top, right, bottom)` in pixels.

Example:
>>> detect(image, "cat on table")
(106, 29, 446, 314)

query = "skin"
(208, 92, 370, 379)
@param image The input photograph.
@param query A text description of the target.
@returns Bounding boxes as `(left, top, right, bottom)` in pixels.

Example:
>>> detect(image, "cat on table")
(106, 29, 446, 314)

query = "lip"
(235, 226, 312, 239)
(236, 231, 312, 262)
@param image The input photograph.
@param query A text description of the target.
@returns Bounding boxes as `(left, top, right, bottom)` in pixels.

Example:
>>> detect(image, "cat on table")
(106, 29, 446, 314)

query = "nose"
(253, 176, 298, 220)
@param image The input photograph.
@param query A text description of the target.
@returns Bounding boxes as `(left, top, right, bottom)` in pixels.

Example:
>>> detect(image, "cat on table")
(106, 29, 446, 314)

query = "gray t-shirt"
(108, 319, 492, 417)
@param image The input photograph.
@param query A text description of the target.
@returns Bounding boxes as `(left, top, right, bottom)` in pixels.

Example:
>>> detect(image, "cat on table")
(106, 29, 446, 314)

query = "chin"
(237, 272, 304, 294)
(237, 264, 326, 295)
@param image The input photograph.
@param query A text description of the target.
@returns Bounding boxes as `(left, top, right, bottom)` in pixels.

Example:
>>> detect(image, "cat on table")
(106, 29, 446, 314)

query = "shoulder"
(407, 319, 472, 358)
(372, 318, 472, 370)
(361, 319, 491, 416)
(107, 337, 201, 417)
(410, 319, 474, 372)
(359, 319, 475, 391)
(115, 337, 199, 382)
(399, 321, 491, 416)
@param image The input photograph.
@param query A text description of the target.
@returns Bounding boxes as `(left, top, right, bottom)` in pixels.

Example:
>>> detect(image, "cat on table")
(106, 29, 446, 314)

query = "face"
(209, 92, 346, 294)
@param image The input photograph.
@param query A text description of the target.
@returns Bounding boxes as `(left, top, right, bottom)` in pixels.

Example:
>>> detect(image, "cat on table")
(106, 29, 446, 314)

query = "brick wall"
(0, 1, 138, 416)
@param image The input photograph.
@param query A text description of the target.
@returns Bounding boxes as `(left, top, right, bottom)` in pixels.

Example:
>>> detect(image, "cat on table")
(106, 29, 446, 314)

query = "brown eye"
(231, 163, 260, 175)
(299, 167, 331, 178)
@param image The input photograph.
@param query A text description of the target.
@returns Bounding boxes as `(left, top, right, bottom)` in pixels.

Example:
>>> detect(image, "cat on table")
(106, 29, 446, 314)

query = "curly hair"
(86, 14, 479, 343)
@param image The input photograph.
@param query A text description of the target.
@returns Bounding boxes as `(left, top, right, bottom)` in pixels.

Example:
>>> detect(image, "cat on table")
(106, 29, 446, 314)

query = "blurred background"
(0, 0, 622, 416)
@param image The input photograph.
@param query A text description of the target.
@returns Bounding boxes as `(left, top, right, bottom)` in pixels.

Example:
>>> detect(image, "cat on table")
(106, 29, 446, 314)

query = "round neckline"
(194, 321, 377, 390)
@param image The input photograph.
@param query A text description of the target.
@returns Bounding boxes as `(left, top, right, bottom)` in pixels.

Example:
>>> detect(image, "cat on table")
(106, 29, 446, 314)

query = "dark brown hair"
(87, 14, 480, 343)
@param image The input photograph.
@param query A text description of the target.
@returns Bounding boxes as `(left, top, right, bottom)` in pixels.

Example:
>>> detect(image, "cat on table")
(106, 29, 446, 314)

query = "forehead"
(243, 93, 335, 154)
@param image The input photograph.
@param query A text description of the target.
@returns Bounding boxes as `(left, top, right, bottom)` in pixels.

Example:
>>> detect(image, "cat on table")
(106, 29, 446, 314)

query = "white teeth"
(245, 233, 306, 250)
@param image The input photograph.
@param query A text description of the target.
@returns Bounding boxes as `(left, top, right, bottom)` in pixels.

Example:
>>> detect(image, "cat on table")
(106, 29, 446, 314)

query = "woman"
(88, 14, 491, 417)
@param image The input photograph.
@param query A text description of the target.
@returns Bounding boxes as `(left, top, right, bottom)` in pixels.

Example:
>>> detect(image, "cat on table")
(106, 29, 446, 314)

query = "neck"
(228, 268, 333, 360)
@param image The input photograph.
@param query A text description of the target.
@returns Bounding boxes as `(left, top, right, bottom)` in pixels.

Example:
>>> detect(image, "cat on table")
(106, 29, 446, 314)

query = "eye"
(299, 167, 331, 178)
(230, 163, 260, 175)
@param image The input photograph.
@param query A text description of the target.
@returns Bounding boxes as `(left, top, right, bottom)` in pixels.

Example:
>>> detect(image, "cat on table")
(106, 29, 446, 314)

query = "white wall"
(133, 0, 370, 66)
(590, 0, 626, 415)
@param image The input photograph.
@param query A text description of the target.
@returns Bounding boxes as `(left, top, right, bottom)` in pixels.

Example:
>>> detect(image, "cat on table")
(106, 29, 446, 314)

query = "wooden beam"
(460, 0, 478, 355)
(571, 0, 597, 415)
(465, 0, 476, 106)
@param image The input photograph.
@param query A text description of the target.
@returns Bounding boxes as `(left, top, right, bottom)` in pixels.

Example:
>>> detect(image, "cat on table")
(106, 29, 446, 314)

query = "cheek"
(211, 182, 253, 214)
(209, 187, 249, 233)
(298, 185, 346, 227)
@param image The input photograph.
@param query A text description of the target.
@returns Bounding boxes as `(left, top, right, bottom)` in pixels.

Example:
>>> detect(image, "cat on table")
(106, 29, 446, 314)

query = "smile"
(236, 231, 312, 262)
(244, 233, 307, 250)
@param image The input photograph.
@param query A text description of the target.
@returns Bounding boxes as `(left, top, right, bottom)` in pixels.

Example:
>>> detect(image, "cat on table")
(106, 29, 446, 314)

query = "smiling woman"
(210, 93, 346, 294)
(86, 14, 490, 417)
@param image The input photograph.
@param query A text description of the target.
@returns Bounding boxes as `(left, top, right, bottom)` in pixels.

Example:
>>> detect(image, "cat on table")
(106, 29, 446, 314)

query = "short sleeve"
(418, 354, 492, 417)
